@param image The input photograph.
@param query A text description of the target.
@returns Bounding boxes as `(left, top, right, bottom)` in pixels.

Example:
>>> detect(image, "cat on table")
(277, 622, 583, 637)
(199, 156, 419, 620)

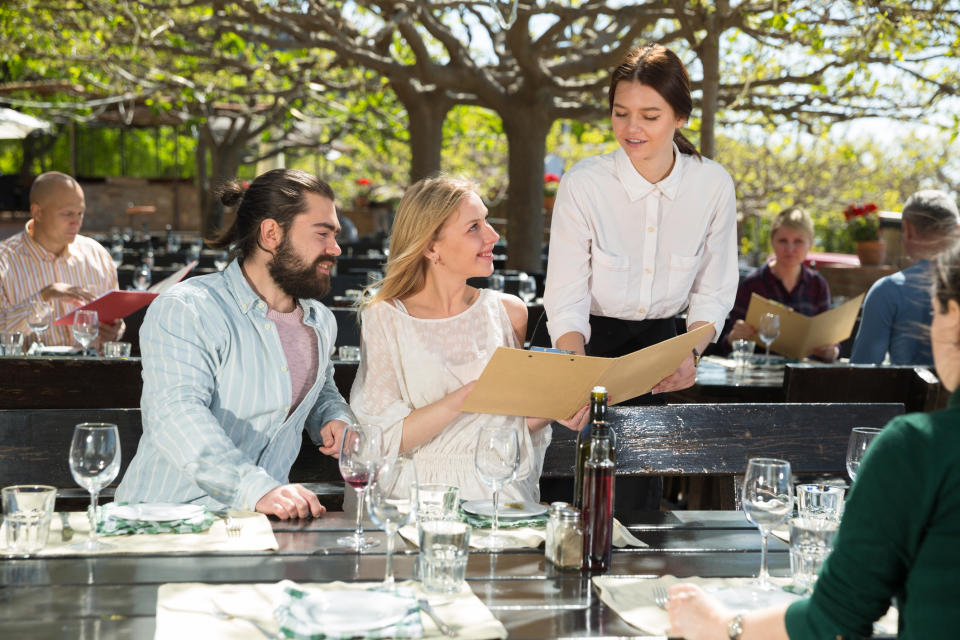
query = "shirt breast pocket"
(590, 246, 630, 317)
(665, 252, 701, 309)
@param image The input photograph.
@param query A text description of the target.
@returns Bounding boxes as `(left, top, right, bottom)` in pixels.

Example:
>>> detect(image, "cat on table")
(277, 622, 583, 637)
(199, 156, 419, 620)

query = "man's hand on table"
(255, 483, 326, 519)
(317, 419, 348, 457)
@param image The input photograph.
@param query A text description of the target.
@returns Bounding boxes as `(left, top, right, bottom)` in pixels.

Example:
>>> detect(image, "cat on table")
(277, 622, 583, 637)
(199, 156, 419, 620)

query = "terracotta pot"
(856, 240, 886, 266)
(543, 195, 555, 211)
(354, 196, 370, 209)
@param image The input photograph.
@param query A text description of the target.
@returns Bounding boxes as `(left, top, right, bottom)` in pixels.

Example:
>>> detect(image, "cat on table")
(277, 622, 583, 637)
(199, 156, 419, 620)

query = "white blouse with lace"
(349, 288, 551, 502)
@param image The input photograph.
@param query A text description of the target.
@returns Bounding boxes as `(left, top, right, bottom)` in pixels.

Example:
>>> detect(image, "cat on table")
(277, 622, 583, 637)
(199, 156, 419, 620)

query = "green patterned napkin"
(458, 503, 547, 530)
(276, 582, 422, 639)
(97, 502, 215, 536)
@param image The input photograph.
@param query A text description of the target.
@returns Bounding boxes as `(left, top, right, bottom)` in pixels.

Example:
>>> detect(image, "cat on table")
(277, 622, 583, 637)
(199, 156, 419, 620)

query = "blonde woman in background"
(349, 174, 587, 502)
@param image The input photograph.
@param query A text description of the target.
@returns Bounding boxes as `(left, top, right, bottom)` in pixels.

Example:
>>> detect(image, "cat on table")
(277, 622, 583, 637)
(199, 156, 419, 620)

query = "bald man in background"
(0, 171, 123, 348)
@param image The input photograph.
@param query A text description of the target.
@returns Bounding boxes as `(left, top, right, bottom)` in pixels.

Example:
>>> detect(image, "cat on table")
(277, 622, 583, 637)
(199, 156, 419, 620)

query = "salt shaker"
(547, 503, 583, 569)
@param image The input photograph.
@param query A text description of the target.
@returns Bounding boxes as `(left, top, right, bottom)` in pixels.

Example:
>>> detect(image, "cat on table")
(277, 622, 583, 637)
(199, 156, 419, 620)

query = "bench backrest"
(542, 402, 906, 477)
(783, 364, 944, 413)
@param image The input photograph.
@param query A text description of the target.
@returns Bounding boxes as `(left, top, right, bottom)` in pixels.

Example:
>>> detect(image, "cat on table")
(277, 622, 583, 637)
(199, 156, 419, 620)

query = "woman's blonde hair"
(360, 173, 478, 309)
(770, 206, 814, 243)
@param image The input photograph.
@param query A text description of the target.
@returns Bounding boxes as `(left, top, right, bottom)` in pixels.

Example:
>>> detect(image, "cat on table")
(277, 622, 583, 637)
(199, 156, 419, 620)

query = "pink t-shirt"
(267, 305, 319, 415)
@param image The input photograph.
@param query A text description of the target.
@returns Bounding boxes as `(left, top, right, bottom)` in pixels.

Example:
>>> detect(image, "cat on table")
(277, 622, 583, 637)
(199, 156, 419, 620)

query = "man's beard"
(268, 236, 335, 301)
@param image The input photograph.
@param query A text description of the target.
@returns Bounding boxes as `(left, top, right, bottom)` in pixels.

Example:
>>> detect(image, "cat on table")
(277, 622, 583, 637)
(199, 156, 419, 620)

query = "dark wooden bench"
(542, 402, 906, 509)
(0, 408, 344, 510)
(783, 363, 945, 413)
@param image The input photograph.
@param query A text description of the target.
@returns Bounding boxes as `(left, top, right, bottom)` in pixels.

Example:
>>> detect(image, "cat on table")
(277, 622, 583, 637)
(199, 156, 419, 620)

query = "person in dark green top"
(664, 238, 960, 639)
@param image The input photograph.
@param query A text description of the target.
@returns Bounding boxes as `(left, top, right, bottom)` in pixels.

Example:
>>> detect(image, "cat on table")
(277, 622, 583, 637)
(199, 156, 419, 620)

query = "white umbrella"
(0, 108, 52, 139)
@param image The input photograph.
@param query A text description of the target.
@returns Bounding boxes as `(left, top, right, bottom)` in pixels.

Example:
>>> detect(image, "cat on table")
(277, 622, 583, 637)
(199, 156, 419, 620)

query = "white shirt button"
(645, 268, 653, 274)
(281, 366, 288, 372)
(638, 307, 646, 313)
(258, 302, 265, 309)
(648, 226, 655, 232)
(264, 323, 271, 329)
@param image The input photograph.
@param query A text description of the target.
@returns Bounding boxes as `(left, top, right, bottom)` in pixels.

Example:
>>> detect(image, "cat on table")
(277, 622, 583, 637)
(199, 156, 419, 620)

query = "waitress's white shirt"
(544, 144, 738, 345)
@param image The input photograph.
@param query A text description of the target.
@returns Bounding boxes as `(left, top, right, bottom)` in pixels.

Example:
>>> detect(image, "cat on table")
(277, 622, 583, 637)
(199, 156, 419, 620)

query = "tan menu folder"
(744, 292, 865, 359)
(460, 323, 714, 421)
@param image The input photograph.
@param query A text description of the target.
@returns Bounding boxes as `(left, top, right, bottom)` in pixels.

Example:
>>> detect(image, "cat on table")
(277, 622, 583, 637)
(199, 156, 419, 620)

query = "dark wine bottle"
(581, 425, 615, 571)
(573, 386, 614, 509)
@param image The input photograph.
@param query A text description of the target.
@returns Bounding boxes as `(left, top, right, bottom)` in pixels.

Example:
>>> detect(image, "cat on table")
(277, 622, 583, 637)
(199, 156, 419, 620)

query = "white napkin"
(155, 580, 508, 639)
(400, 518, 645, 551)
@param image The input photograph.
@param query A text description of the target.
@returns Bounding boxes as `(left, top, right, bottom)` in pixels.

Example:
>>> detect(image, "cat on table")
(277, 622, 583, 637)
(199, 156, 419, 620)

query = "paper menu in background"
(743, 292, 865, 359)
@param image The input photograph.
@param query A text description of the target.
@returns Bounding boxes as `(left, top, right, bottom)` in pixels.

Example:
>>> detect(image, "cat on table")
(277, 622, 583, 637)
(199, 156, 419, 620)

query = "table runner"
(156, 580, 508, 639)
(0, 510, 277, 556)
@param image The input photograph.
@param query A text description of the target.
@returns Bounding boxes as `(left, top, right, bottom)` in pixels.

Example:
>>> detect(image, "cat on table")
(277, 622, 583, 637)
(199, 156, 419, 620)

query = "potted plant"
(844, 202, 885, 266)
(543, 172, 560, 210)
(354, 177, 373, 209)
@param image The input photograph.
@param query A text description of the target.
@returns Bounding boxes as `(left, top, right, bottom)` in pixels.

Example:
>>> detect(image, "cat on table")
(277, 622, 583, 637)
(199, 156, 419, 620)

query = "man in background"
(0, 171, 123, 347)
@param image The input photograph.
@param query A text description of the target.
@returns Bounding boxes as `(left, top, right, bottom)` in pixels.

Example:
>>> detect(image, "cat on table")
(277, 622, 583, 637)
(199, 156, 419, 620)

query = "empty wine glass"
(27, 301, 52, 351)
(473, 424, 520, 550)
(110, 245, 124, 269)
(517, 272, 537, 303)
(757, 313, 781, 366)
(742, 457, 793, 590)
(73, 310, 99, 356)
(213, 250, 230, 271)
(846, 427, 882, 482)
(367, 456, 417, 586)
(132, 262, 152, 291)
(69, 422, 121, 551)
(337, 423, 383, 550)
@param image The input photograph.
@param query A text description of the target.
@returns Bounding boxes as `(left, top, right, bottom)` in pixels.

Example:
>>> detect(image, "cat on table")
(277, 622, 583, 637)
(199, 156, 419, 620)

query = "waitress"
(543, 43, 738, 395)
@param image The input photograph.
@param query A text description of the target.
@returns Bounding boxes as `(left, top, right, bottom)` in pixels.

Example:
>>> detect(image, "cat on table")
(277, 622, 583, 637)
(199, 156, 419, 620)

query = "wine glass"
(366, 456, 418, 586)
(757, 313, 781, 366)
(133, 263, 152, 291)
(213, 250, 230, 271)
(473, 424, 520, 550)
(69, 423, 121, 550)
(73, 310, 99, 356)
(517, 272, 537, 303)
(110, 245, 124, 269)
(846, 427, 882, 482)
(27, 301, 52, 352)
(337, 423, 383, 550)
(742, 457, 793, 590)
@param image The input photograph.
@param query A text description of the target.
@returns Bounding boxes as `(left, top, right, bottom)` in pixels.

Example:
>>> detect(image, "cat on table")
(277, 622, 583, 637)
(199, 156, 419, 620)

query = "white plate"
(462, 499, 548, 520)
(708, 585, 800, 609)
(111, 503, 205, 522)
(286, 590, 410, 634)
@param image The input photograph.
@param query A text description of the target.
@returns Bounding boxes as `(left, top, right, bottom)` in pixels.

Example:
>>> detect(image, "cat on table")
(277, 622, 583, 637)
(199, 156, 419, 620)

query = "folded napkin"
(400, 518, 645, 551)
(612, 519, 648, 548)
(155, 580, 508, 640)
(458, 510, 547, 530)
(98, 502, 214, 536)
(0, 510, 278, 555)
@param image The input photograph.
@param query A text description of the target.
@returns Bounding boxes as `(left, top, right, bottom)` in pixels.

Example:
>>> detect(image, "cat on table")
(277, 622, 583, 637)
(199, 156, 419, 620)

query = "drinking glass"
(731, 338, 756, 373)
(473, 424, 520, 550)
(27, 301, 52, 351)
(757, 313, 780, 366)
(133, 263, 152, 290)
(517, 272, 537, 303)
(73, 310, 99, 356)
(213, 250, 230, 271)
(846, 427, 882, 482)
(110, 245, 124, 269)
(367, 456, 418, 585)
(69, 423, 121, 551)
(742, 457, 793, 590)
(337, 423, 383, 550)
(0, 330, 24, 356)
(489, 273, 505, 292)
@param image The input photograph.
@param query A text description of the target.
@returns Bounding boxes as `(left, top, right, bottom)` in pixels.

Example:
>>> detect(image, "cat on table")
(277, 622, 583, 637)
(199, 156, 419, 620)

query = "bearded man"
(117, 169, 355, 519)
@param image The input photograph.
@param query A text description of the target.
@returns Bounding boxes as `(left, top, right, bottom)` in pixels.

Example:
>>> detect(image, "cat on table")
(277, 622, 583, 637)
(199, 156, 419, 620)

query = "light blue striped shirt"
(116, 260, 354, 510)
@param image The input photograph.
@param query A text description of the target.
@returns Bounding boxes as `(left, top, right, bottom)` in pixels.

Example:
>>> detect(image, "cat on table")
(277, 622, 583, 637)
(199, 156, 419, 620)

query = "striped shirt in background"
(0, 220, 117, 346)
(116, 260, 355, 511)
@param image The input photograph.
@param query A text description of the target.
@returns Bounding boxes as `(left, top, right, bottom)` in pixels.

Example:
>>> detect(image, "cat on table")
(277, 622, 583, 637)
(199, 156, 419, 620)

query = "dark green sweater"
(785, 388, 960, 638)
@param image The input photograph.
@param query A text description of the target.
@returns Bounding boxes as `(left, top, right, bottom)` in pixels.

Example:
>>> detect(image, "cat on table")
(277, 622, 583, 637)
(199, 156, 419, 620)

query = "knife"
(59, 512, 74, 542)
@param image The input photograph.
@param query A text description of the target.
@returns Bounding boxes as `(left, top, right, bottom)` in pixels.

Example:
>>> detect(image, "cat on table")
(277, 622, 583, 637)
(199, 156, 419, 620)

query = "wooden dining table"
(0, 510, 803, 638)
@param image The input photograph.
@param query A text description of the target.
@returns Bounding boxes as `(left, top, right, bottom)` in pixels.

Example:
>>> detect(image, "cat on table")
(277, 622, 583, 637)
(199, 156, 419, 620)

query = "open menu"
(460, 323, 714, 421)
(743, 292, 865, 359)
(54, 261, 197, 326)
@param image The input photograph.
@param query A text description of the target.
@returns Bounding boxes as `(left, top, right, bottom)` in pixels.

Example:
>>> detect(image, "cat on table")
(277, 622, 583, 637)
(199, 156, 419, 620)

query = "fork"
(59, 512, 74, 542)
(652, 585, 669, 610)
(225, 514, 243, 538)
(417, 598, 457, 637)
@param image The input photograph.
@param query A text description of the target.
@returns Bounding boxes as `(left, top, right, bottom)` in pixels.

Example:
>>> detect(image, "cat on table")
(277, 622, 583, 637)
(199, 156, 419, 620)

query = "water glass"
(731, 338, 755, 371)
(517, 272, 537, 303)
(72, 310, 99, 356)
(367, 456, 418, 585)
(133, 263, 152, 290)
(338, 345, 361, 362)
(0, 331, 24, 356)
(846, 427, 882, 482)
(757, 313, 781, 366)
(2, 485, 57, 556)
(474, 424, 520, 550)
(418, 520, 471, 594)
(742, 457, 793, 590)
(789, 517, 839, 593)
(796, 484, 845, 521)
(489, 273, 505, 292)
(69, 423, 121, 550)
(417, 484, 460, 522)
(27, 301, 52, 350)
(103, 341, 132, 358)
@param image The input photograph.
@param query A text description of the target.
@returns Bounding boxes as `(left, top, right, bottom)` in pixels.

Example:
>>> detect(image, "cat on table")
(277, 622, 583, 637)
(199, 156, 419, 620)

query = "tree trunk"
(501, 110, 552, 274)
(698, 29, 720, 159)
(198, 126, 248, 239)
(392, 83, 451, 183)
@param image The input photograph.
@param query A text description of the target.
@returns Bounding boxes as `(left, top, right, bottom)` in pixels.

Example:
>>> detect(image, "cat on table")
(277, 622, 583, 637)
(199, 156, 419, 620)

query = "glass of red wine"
(337, 423, 383, 550)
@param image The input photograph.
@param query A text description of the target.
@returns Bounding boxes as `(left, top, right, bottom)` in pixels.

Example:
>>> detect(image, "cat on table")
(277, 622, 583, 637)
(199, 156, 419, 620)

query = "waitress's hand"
(651, 353, 697, 394)
(557, 404, 589, 431)
(727, 319, 757, 344)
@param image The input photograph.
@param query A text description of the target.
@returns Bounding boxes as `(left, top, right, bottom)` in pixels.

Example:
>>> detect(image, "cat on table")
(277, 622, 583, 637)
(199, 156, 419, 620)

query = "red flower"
(843, 202, 877, 221)
(355, 177, 372, 186)
(544, 172, 561, 184)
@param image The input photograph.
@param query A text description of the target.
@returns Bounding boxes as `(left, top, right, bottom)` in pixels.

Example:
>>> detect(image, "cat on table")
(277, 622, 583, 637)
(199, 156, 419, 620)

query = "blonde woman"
(349, 175, 587, 502)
